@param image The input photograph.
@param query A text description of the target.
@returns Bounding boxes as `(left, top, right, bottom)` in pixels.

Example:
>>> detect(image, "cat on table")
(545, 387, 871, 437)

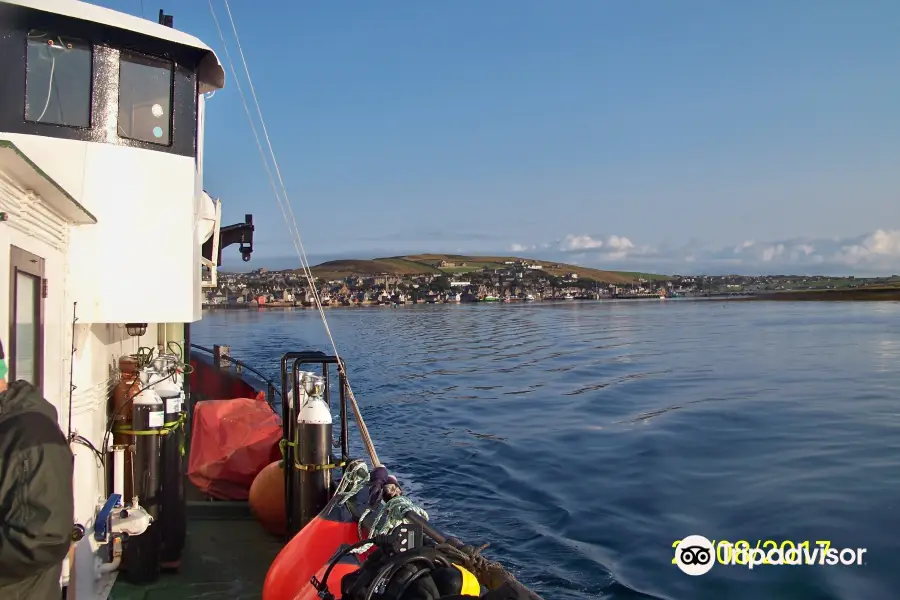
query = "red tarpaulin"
(188, 398, 282, 500)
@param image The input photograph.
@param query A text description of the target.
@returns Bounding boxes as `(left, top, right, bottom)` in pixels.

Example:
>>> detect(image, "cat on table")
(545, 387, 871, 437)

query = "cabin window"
(118, 50, 173, 146)
(25, 30, 92, 127)
(9, 247, 44, 391)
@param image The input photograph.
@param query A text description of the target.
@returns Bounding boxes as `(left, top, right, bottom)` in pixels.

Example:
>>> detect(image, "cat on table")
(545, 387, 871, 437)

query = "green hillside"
(308, 254, 666, 284)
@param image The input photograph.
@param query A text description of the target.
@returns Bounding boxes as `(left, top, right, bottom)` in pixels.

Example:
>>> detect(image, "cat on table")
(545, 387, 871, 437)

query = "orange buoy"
(249, 461, 286, 536)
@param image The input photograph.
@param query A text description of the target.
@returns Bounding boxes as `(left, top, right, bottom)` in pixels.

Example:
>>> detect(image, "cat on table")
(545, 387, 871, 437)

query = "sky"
(99, 1, 900, 275)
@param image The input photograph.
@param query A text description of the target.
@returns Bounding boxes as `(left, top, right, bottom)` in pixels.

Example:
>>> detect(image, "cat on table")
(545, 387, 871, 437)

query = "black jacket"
(0, 380, 74, 600)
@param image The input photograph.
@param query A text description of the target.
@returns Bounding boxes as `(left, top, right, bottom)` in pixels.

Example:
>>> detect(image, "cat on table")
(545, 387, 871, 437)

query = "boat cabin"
(0, 1, 242, 596)
(0, 0, 226, 325)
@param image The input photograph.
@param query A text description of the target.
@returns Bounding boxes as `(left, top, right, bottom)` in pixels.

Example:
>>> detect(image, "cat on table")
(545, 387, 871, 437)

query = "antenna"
(158, 9, 174, 28)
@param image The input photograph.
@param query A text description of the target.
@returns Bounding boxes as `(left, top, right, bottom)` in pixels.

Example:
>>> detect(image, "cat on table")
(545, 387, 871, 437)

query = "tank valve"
(111, 505, 153, 538)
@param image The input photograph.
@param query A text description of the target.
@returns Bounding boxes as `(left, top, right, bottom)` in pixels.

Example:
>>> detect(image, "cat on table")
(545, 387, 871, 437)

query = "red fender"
(263, 516, 359, 600)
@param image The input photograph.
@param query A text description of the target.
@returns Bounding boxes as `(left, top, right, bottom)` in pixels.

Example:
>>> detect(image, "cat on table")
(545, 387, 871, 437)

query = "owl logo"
(675, 535, 716, 576)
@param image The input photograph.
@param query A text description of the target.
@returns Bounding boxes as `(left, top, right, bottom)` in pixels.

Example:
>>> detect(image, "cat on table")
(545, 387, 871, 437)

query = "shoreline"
(727, 287, 900, 302)
(204, 287, 900, 311)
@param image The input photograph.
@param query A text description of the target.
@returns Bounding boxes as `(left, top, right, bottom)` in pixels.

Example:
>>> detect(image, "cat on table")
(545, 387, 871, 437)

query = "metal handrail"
(189, 343, 283, 400)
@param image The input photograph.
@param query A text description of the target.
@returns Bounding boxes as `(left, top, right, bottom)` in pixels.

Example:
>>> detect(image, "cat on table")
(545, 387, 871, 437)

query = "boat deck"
(107, 358, 285, 599)
(110, 501, 281, 600)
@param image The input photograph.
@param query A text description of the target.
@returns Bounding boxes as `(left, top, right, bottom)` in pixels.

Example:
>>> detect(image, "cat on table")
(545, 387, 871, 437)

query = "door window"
(10, 247, 43, 390)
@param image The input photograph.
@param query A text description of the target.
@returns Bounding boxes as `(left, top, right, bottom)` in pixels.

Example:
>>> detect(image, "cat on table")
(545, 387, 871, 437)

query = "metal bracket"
(200, 197, 222, 289)
(202, 213, 254, 266)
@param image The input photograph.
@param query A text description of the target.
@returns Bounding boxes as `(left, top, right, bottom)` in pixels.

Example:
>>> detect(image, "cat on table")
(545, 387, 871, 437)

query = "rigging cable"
(208, 0, 380, 467)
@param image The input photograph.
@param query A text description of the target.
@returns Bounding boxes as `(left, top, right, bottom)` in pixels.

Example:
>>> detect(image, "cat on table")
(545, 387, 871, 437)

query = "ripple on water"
(195, 301, 900, 600)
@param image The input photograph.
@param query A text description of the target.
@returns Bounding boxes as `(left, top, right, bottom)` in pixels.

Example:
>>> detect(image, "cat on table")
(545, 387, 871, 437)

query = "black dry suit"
(0, 380, 75, 600)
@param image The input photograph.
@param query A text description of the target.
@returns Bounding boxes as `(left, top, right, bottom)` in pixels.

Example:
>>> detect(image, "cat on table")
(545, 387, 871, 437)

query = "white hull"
(1, 163, 170, 594)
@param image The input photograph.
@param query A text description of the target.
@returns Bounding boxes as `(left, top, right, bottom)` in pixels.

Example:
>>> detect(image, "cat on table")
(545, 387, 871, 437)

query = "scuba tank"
(121, 388, 164, 583)
(294, 372, 333, 530)
(147, 355, 187, 569)
(110, 355, 140, 499)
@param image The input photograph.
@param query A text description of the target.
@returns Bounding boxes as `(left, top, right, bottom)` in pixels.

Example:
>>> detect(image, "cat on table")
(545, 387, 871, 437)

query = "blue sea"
(193, 300, 900, 600)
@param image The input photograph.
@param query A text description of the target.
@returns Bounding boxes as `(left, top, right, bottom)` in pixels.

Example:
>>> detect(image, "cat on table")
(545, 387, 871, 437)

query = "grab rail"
(189, 343, 283, 407)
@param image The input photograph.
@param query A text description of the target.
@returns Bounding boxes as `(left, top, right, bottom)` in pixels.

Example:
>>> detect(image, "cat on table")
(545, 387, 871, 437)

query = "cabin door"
(9, 246, 44, 393)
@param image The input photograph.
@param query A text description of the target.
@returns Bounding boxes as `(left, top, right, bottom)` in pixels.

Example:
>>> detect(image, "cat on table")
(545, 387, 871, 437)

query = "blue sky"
(101, 1, 900, 275)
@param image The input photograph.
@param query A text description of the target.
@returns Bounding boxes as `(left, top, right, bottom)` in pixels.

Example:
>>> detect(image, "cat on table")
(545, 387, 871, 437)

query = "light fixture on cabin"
(125, 323, 148, 337)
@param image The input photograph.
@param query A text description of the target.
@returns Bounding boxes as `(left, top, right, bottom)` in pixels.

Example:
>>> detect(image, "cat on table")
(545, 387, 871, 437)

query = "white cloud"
(606, 235, 635, 251)
(722, 230, 900, 271)
(507, 228, 900, 275)
(509, 243, 531, 252)
(559, 234, 605, 251)
(557, 234, 637, 252)
(554, 234, 647, 261)
(833, 230, 900, 265)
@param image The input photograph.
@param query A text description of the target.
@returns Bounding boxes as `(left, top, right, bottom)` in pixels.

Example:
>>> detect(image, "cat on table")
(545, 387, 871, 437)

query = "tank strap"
(277, 422, 305, 464)
(280, 422, 346, 472)
(293, 458, 347, 471)
(112, 412, 185, 436)
(168, 412, 188, 456)
(112, 413, 188, 455)
(278, 438, 296, 463)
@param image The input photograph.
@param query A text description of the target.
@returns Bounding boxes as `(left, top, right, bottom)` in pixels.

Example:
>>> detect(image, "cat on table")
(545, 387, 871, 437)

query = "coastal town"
(203, 257, 900, 308)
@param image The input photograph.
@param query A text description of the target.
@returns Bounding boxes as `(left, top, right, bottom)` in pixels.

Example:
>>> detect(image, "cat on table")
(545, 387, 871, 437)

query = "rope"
(333, 463, 542, 597)
(355, 495, 429, 554)
(333, 460, 370, 504)
(205, 11, 539, 597)
(208, 0, 380, 467)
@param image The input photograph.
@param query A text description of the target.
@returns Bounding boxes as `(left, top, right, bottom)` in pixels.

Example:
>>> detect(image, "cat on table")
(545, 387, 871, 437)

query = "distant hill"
(306, 254, 666, 284)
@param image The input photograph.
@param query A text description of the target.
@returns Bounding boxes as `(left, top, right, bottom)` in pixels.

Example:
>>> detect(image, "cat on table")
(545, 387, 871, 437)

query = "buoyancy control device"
(315, 523, 534, 600)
